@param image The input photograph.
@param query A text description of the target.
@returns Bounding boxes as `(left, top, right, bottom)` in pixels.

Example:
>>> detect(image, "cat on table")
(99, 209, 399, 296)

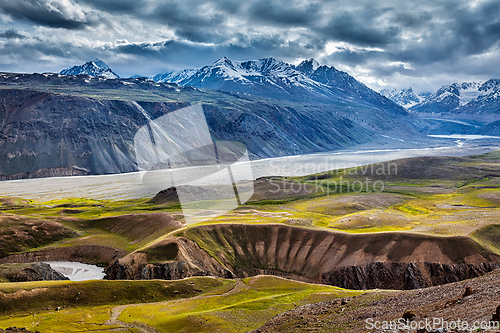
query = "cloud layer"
(1, 0, 500, 92)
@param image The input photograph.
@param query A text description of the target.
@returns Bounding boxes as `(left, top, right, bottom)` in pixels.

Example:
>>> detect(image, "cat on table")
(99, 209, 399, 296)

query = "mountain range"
(2, 56, 499, 179)
(0, 66, 419, 178)
(381, 80, 500, 123)
(59, 59, 500, 123)
(68, 58, 500, 125)
(60, 58, 403, 115)
(149, 57, 402, 112)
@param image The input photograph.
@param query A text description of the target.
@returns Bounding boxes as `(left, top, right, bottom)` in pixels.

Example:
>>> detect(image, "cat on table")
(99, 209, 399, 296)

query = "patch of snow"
(45, 261, 105, 281)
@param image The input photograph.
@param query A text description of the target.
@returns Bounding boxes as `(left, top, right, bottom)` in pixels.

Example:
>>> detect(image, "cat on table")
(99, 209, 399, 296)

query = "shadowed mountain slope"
(0, 72, 421, 178)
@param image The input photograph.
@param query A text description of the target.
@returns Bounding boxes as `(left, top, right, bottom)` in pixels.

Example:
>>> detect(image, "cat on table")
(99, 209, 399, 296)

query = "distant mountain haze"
(382, 80, 500, 122)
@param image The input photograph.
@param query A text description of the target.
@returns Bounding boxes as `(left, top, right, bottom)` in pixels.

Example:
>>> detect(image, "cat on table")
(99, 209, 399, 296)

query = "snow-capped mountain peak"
(92, 59, 110, 71)
(212, 56, 239, 70)
(148, 56, 403, 110)
(380, 87, 426, 109)
(60, 59, 119, 79)
(451, 82, 482, 106)
(295, 58, 321, 75)
(255, 57, 291, 73)
(480, 79, 500, 92)
(206, 57, 295, 77)
(424, 81, 486, 108)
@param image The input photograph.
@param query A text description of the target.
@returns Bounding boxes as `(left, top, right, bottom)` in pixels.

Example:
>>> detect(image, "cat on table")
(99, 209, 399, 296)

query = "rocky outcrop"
(4, 263, 69, 282)
(0, 245, 124, 266)
(321, 262, 500, 290)
(104, 238, 233, 280)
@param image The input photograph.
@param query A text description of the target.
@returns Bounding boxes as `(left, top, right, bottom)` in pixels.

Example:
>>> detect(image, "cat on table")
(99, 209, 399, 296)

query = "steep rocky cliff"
(104, 238, 233, 280)
(105, 224, 500, 290)
(322, 262, 500, 290)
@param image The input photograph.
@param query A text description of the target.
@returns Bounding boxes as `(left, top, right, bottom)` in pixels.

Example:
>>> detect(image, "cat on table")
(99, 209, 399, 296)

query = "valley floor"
(3, 151, 500, 331)
(1, 270, 500, 333)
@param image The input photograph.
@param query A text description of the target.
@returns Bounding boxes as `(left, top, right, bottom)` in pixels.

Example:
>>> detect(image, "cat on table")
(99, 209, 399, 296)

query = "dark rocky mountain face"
(0, 72, 420, 178)
(0, 88, 145, 176)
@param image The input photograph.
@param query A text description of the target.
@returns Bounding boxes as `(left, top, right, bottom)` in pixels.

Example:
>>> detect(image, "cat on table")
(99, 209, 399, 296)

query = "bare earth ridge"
(251, 268, 500, 332)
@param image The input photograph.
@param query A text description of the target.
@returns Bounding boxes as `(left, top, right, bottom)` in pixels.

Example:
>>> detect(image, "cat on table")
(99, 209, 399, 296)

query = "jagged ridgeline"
(0, 61, 419, 178)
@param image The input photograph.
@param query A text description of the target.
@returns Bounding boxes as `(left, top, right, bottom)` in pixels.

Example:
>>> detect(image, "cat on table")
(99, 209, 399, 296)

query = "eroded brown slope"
(107, 224, 500, 289)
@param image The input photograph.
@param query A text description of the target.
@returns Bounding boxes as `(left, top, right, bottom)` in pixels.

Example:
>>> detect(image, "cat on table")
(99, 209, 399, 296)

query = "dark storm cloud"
(317, 0, 500, 85)
(328, 49, 383, 66)
(78, 0, 146, 12)
(3, 0, 500, 91)
(247, 0, 322, 25)
(322, 12, 401, 47)
(0, 38, 81, 59)
(392, 11, 433, 29)
(0, 29, 26, 39)
(452, 3, 500, 56)
(149, 1, 229, 43)
(112, 35, 304, 66)
(0, 0, 98, 30)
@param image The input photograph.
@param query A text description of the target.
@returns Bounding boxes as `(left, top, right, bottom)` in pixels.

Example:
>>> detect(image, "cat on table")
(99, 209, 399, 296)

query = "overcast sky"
(1, 0, 500, 93)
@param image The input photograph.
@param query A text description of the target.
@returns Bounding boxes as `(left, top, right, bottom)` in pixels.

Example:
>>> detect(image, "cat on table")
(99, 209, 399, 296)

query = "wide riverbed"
(1, 138, 499, 201)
